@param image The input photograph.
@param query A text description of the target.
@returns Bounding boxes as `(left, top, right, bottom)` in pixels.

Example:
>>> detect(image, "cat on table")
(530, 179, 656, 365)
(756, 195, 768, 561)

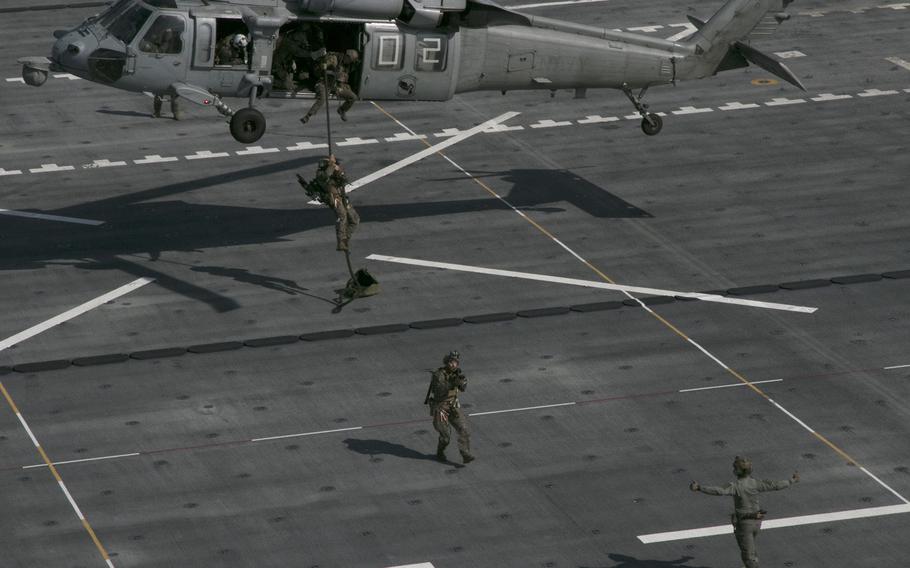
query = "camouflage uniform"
(426, 352, 474, 463)
(691, 457, 798, 568)
(297, 155, 359, 251)
(153, 94, 181, 120)
(273, 26, 312, 92)
(300, 50, 360, 123)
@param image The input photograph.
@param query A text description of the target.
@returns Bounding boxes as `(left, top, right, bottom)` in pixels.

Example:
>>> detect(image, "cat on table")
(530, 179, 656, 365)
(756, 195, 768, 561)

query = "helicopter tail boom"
(676, 0, 800, 85)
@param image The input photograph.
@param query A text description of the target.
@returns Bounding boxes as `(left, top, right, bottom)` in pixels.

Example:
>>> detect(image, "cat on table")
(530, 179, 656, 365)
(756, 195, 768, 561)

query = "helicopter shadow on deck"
(1, 158, 651, 311)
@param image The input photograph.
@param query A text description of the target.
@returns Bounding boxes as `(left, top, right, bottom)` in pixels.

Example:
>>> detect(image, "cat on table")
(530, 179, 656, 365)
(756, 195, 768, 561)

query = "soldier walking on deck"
(424, 351, 474, 464)
(690, 456, 799, 568)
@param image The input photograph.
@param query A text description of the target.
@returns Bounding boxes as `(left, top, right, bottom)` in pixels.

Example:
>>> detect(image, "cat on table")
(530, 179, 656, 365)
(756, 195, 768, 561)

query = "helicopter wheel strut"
(230, 108, 266, 144)
(621, 83, 663, 136)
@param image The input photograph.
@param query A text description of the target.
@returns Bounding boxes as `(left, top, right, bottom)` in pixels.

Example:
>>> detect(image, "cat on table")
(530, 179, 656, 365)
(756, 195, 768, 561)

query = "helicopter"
(19, 0, 805, 144)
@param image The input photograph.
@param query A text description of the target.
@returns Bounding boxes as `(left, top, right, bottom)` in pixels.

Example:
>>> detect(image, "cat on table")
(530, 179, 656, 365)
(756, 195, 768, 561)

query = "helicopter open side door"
(358, 23, 460, 101)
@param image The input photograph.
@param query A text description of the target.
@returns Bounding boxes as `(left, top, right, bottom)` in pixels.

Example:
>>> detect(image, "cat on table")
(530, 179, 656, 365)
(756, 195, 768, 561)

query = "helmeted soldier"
(424, 351, 474, 464)
(273, 25, 313, 92)
(296, 154, 359, 251)
(215, 33, 249, 66)
(300, 49, 360, 124)
(690, 456, 799, 568)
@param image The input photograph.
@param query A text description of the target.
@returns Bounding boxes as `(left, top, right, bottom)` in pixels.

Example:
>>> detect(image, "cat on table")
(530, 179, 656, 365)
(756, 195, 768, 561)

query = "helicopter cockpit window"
(139, 15, 184, 54)
(107, 3, 153, 44)
(99, 0, 132, 27)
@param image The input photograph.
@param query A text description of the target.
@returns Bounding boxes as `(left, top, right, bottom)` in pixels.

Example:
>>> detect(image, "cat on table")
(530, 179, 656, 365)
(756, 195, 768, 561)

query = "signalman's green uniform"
(691, 457, 799, 568)
(425, 351, 474, 464)
(297, 155, 359, 251)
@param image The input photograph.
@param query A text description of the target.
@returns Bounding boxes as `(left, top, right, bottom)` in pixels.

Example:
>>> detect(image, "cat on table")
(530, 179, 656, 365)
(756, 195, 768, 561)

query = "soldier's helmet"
(231, 34, 249, 49)
(443, 350, 460, 364)
(733, 456, 753, 477)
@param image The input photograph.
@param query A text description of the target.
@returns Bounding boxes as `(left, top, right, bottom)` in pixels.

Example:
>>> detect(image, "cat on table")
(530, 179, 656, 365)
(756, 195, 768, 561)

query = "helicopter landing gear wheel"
(641, 113, 663, 136)
(230, 108, 266, 144)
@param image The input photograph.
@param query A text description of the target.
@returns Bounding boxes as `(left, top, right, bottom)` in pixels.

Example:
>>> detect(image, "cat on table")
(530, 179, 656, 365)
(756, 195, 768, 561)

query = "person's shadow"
(342, 438, 438, 463)
(583, 553, 711, 568)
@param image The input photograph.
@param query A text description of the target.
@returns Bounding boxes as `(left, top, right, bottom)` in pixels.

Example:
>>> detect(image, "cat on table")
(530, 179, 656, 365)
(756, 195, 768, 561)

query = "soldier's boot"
(337, 107, 347, 122)
(461, 453, 475, 464)
(152, 95, 163, 118)
(171, 97, 183, 121)
(435, 450, 447, 462)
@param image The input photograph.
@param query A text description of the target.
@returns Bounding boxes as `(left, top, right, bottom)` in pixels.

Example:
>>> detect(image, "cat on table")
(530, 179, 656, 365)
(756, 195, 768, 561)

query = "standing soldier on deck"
(690, 456, 799, 568)
(424, 351, 475, 464)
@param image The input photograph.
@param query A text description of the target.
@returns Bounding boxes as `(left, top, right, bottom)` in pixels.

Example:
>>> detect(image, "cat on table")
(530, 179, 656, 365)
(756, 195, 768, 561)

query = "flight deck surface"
(1, 1, 908, 566)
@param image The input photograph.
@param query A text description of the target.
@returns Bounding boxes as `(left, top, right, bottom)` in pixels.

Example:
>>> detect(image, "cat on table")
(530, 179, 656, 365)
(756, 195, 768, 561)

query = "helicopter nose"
(51, 30, 96, 79)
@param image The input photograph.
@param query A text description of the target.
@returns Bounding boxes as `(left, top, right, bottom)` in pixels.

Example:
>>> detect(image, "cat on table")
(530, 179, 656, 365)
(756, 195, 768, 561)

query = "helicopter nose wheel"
(230, 108, 266, 144)
(641, 113, 663, 136)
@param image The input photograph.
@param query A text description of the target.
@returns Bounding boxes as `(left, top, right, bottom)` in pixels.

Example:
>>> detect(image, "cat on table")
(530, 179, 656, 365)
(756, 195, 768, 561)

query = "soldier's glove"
(792, 471, 800, 483)
(689, 481, 700, 492)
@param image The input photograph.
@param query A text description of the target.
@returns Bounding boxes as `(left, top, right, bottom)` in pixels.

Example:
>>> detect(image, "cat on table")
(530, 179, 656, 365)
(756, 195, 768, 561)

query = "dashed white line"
(0, 209, 104, 226)
(83, 159, 127, 169)
(765, 97, 806, 106)
(774, 50, 806, 59)
(884, 363, 910, 370)
(627, 25, 664, 33)
(672, 106, 713, 115)
(186, 150, 230, 160)
(679, 379, 783, 393)
(0, 168, 23, 176)
(53, 73, 80, 80)
(236, 145, 280, 155)
(134, 154, 178, 164)
(385, 132, 428, 142)
(0, 277, 154, 353)
(28, 163, 75, 173)
(530, 119, 573, 128)
(812, 93, 853, 102)
(577, 115, 620, 124)
(718, 102, 761, 111)
(857, 88, 900, 97)
(287, 141, 329, 151)
(337, 137, 380, 147)
(5, 77, 25, 84)
(483, 123, 525, 133)
(639, 504, 910, 543)
(366, 254, 818, 313)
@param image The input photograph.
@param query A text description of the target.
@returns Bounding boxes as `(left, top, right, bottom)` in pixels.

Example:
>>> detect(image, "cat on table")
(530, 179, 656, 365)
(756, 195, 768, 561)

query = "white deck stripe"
(0, 208, 104, 226)
(59, 480, 86, 520)
(885, 56, 910, 71)
(15, 413, 41, 448)
(469, 402, 576, 416)
(384, 563, 436, 568)
(639, 504, 910, 543)
(366, 255, 817, 314)
(23, 452, 141, 469)
(251, 426, 362, 442)
(679, 379, 782, 392)
(0, 277, 154, 353)
(884, 364, 910, 370)
(310, 111, 519, 204)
